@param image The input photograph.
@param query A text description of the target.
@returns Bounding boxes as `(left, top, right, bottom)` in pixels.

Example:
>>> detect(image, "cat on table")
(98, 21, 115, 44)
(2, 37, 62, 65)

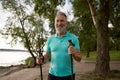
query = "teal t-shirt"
(45, 32, 80, 77)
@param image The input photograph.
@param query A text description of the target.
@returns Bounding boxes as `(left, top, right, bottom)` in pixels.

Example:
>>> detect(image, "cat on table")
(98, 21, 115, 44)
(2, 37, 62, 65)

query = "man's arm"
(68, 46, 82, 62)
(72, 50, 82, 62)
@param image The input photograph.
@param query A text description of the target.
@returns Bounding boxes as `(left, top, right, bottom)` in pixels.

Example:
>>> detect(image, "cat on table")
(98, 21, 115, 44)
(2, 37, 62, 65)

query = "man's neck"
(57, 32, 66, 37)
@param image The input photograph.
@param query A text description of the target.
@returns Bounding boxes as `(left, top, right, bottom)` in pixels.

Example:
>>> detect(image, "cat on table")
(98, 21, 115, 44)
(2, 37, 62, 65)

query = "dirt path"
(0, 61, 120, 80)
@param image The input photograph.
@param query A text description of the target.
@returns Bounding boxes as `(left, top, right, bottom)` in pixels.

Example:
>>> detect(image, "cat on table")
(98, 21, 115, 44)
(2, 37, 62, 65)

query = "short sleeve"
(44, 37, 51, 53)
(73, 37, 80, 50)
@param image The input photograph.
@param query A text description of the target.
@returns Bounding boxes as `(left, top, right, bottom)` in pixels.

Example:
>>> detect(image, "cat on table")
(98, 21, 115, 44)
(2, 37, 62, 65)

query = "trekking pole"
(68, 40, 75, 80)
(38, 49, 44, 80)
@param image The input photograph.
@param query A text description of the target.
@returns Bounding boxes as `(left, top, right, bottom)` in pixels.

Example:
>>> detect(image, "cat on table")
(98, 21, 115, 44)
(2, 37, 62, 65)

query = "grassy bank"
(82, 50, 120, 61)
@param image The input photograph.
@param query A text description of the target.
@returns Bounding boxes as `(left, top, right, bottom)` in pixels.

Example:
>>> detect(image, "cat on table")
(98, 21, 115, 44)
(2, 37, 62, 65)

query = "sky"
(0, 0, 73, 49)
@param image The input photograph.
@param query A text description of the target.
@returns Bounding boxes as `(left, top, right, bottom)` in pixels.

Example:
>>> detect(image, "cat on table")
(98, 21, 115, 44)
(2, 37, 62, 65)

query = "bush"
(24, 57, 33, 67)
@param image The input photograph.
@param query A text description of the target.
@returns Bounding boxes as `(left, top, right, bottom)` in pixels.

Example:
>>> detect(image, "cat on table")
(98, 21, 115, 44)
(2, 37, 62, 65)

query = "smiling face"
(55, 12, 68, 34)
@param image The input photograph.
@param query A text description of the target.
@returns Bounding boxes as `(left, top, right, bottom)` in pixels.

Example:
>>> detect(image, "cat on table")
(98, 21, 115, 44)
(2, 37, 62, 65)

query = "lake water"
(0, 51, 31, 66)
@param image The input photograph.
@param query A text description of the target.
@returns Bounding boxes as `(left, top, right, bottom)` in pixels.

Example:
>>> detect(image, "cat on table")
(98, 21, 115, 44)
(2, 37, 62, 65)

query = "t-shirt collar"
(55, 32, 69, 37)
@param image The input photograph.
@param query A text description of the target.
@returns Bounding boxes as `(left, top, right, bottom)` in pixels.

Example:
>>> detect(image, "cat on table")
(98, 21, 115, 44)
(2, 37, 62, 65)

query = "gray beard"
(55, 27, 66, 34)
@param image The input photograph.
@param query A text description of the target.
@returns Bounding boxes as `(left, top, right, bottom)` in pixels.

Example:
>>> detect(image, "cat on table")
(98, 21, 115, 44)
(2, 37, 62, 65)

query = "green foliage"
(24, 57, 32, 67)
(72, 0, 97, 51)
(34, 0, 62, 34)
(93, 76, 104, 80)
(72, 0, 89, 16)
(109, 0, 120, 50)
(110, 0, 120, 29)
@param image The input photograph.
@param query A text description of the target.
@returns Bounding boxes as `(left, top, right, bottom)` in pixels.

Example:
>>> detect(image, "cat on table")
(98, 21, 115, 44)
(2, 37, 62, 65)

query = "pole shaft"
(40, 64, 43, 80)
(70, 54, 74, 80)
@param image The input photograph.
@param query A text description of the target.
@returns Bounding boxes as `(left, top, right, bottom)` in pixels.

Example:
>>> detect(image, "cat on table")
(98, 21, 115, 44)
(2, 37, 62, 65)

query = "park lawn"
(82, 50, 120, 61)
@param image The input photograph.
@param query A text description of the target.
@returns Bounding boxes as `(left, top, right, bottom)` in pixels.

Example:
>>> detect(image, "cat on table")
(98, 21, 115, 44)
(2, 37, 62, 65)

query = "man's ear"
(67, 21, 69, 26)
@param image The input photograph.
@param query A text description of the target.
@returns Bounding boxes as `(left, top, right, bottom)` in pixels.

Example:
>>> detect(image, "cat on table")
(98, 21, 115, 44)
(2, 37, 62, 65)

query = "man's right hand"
(36, 56, 44, 64)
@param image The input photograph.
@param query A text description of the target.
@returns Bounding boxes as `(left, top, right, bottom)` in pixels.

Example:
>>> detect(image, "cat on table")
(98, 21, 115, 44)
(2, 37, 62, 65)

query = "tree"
(88, 0, 110, 75)
(73, 0, 110, 76)
(0, 0, 47, 63)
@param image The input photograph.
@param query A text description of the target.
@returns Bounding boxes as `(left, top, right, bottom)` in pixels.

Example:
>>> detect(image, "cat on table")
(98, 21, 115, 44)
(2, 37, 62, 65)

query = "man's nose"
(57, 21, 62, 26)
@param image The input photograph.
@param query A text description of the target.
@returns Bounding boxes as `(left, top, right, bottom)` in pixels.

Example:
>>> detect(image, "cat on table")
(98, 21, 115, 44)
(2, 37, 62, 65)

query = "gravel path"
(0, 61, 120, 80)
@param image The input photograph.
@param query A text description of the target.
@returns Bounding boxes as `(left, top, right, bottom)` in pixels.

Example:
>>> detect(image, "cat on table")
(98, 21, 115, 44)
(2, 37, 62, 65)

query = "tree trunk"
(95, 0, 110, 75)
(20, 20, 36, 62)
(22, 27, 36, 61)
(87, 0, 110, 76)
(86, 49, 90, 58)
(95, 21, 110, 75)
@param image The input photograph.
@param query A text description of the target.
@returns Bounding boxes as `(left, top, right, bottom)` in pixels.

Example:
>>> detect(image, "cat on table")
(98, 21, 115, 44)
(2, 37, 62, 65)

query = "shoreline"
(0, 64, 25, 78)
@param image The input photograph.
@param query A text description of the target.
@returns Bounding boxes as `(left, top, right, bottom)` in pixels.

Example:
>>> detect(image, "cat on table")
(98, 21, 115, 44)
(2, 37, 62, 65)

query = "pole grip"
(68, 40, 75, 46)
